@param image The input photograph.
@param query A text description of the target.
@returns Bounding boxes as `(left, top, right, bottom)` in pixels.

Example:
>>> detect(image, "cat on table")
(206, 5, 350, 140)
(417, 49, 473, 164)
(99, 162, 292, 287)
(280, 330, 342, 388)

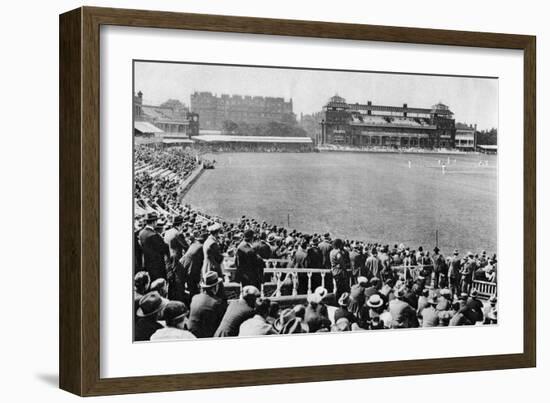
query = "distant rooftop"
(192, 134, 312, 144)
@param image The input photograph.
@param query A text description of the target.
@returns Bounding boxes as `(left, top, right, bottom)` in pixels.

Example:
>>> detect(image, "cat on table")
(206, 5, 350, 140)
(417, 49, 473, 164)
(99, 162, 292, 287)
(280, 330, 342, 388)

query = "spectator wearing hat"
(134, 271, 151, 315)
(416, 288, 431, 315)
(432, 247, 447, 289)
(239, 298, 277, 336)
(135, 291, 166, 341)
(484, 295, 498, 324)
(305, 287, 332, 333)
(214, 285, 260, 337)
(164, 215, 188, 261)
(150, 278, 169, 302)
(366, 294, 389, 329)
(253, 232, 272, 260)
(181, 231, 207, 299)
(150, 301, 196, 341)
(318, 233, 332, 271)
(188, 271, 227, 338)
(448, 249, 462, 297)
(334, 292, 357, 325)
(388, 286, 419, 328)
(138, 212, 170, 281)
(460, 252, 477, 294)
(134, 218, 144, 273)
(449, 302, 473, 326)
(463, 289, 484, 324)
(235, 229, 265, 289)
(418, 296, 440, 327)
(201, 223, 224, 277)
(274, 308, 303, 334)
(330, 238, 350, 299)
(365, 248, 382, 279)
(349, 242, 366, 281)
(378, 245, 391, 277)
(292, 238, 311, 294)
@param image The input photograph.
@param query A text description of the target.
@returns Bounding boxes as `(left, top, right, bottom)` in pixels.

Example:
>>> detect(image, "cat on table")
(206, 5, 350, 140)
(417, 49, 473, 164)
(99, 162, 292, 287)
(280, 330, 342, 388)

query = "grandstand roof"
(162, 138, 195, 144)
(192, 135, 313, 144)
(134, 121, 164, 134)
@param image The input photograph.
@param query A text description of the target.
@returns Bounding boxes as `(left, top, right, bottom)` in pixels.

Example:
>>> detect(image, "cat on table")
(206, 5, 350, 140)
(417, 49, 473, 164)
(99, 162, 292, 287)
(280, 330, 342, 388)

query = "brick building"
(190, 91, 295, 130)
(134, 91, 199, 138)
(319, 95, 458, 149)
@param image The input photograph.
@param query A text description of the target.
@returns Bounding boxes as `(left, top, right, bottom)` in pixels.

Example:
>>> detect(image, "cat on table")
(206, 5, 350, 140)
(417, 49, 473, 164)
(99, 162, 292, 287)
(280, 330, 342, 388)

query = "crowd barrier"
(222, 258, 497, 301)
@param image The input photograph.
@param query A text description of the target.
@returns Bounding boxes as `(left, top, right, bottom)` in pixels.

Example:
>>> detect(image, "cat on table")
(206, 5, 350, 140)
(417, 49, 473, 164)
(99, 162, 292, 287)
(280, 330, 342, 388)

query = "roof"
(162, 138, 195, 144)
(134, 121, 164, 134)
(192, 134, 313, 144)
(477, 145, 498, 150)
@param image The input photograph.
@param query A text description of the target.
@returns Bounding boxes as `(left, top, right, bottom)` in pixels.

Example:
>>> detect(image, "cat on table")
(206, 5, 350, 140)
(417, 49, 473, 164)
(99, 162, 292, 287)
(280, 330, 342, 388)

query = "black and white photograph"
(133, 60, 499, 342)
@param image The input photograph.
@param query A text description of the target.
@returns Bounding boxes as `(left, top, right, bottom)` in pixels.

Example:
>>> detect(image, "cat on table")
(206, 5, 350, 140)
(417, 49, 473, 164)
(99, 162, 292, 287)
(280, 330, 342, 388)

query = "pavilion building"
(319, 95, 457, 149)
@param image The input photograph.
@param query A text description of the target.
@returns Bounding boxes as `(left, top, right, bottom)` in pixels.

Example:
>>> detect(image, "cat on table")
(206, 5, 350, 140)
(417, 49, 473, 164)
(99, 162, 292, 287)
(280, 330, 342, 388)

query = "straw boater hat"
(136, 291, 165, 318)
(357, 276, 369, 287)
(200, 271, 222, 289)
(241, 285, 260, 299)
(307, 286, 328, 304)
(366, 294, 384, 309)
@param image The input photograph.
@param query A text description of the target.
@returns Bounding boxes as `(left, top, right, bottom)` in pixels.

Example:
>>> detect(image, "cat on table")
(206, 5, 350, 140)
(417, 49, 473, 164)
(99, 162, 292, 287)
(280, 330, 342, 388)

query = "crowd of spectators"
(133, 145, 498, 342)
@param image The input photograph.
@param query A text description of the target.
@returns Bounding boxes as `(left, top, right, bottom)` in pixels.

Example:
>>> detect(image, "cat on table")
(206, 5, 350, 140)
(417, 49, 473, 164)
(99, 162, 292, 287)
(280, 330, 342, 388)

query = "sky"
(134, 61, 499, 131)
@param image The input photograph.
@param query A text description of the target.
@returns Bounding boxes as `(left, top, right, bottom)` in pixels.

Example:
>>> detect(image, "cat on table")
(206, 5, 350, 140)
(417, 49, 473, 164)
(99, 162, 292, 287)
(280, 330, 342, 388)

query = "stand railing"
(222, 257, 497, 300)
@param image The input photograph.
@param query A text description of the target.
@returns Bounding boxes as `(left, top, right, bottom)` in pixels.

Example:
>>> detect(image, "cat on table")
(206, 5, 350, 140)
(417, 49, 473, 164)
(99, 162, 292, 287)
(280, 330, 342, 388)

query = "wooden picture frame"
(59, 6, 536, 396)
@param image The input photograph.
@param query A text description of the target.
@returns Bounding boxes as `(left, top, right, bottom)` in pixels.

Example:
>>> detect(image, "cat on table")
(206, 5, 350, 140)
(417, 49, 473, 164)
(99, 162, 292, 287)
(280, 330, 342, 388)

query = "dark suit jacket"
(202, 235, 224, 276)
(135, 318, 163, 342)
(349, 250, 366, 277)
(307, 246, 323, 269)
(318, 241, 332, 270)
(365, 255, 381, 278)
(214, 299, 254, 337)
(180, 242, 204, 297)
(235, 241, 265, 288)
(188, 292, 227, 338)
(138, 226, 169, 281)
(253, 240, 272, 259)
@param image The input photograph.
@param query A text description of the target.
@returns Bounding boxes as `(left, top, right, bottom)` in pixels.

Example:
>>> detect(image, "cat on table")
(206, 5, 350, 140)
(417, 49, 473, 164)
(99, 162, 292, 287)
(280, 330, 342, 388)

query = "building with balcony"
(319, 95, 458, 149)
(134, 91, 199, 138)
